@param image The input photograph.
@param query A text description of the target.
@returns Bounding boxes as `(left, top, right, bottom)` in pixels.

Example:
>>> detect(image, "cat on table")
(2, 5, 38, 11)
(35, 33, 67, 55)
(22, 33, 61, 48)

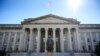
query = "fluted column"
(53, 28, 56, 52)
(1, 33, 5, 49)
(68, 28, 72, 51)
(90, 32, 95, 51)
(29, 28, 34, 51)
(37, 28, 41, 52)
(84, 33, 89, 51)
(76, 28, 81, 51)
(60, 28, 64, 52)
(45, 28, 48, 52)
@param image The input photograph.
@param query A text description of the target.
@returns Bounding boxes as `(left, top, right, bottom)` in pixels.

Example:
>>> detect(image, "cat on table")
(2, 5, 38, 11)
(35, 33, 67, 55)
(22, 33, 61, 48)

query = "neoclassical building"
(0, 14, 100, 56)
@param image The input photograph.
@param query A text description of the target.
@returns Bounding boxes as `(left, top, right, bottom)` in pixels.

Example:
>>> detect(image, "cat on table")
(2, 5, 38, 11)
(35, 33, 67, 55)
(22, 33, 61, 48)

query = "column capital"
(53, 28, 56, 30)
(68, 27, 71, 30)
(37, 28, 41, 30)
(23, 28, 26, 30)
(30, 28, 33, 30)
(45, 28, 48, 30)
(60, 28, 64, 30)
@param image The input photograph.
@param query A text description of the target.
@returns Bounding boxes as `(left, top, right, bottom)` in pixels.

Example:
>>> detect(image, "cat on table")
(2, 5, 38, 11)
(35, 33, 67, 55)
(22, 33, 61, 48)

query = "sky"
(0, 0, 100, 24)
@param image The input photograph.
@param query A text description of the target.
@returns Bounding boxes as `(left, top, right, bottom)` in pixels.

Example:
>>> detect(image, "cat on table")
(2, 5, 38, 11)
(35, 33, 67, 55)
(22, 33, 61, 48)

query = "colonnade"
(19, 27, 81, 52)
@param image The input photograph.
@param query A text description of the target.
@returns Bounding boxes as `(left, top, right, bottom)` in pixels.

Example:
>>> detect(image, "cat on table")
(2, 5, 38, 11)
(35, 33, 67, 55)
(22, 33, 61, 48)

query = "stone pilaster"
(12, 33, 17, 51)
(19, 28, 25, 51)
(1, 33, 5, 49)
(90, 32, 95, 51)
(84, 33, 89, 51)
(6, 32, 11, 51)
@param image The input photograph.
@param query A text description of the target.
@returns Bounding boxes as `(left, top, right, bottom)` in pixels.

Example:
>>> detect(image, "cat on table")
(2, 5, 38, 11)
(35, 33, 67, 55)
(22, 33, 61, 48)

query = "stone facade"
(0, 14, 100, 56)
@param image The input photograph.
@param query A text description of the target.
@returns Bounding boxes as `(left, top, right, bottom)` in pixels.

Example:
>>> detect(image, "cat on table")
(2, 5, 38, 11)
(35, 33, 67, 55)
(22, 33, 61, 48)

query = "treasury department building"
(0, 14, 100, 56)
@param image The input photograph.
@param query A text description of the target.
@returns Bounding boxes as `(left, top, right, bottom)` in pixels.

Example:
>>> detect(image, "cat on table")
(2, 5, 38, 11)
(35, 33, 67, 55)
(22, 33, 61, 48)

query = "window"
(17, 38, 20, 42)
(93, 38, 96, 42)
(11, 38, 14, 42)
(88, 45, 91, 51)
(16, 32, 21, 43)
(86, 32, 91, 43)
(87, 38, 90, 42)
(16, 47, 18, 51)
(10, 32, 15, 42)
(82, 45, 85, 51)
(92, 32, 97, 42)
(15, 45, 18, 51)
(10, 47, 12, 51)
(4, 32, 9, 44)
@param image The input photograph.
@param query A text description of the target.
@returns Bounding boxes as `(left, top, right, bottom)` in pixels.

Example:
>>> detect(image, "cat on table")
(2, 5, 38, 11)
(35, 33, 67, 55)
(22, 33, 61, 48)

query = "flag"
(48, 0, 52, 8)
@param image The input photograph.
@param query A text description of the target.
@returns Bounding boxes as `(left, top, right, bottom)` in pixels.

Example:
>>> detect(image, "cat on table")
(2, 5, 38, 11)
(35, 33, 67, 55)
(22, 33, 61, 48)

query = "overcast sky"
(0, 0, 100, 24)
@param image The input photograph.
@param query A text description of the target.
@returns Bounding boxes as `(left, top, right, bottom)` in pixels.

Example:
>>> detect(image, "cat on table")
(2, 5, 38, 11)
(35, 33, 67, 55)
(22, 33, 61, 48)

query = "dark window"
(16, 47, 18, 51)
(87, 38, 90, 42)
(93, 38, 96, 42)
(10, 47, 12, 51)
(88, 45, 91, 51)
(11, 38, 14, 42)
(82, 46, 85, 51)
(17, 38, 20, 42)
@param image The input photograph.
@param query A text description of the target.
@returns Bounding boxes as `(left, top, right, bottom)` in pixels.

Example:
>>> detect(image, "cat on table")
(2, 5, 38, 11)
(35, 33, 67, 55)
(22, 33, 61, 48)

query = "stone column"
(53, 28, 56, 52)
(90, 32, 95, 51)
(19, 28, 25, 51)
(96, 33, 99, 42)
(75, 28, 81, 51)
(84, 33, 89, 51)
(60, 28, 64, 52)
(29, 28, 34, 51)
(12, 33, 17, 51)
(37, 28, 41, 52)
(1, 33, 5, 49)
(68, 28, 72, 51)
(6, 32, 11, 51)
(45, 28, 48, 52)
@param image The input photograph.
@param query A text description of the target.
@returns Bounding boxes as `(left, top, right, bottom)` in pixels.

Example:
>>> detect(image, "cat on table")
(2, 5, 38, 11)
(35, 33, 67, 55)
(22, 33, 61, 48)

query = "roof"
(0, 24, 22, 29)
(79, 24, 100, 29)
(0, 24, 100, 29)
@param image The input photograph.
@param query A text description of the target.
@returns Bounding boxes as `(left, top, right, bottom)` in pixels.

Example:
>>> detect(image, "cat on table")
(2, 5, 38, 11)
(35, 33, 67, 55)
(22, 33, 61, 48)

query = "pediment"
(21, 14, 80, 24)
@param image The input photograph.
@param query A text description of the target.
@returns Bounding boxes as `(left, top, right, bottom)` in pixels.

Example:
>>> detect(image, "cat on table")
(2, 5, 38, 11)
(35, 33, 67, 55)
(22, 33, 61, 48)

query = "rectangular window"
(82, 45, 85, 51)
(88, 45, 91, 51)
(87, 38, 90, 42)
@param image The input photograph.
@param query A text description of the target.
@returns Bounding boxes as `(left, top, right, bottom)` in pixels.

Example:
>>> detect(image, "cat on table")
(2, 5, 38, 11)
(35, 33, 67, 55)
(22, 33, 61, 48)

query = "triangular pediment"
(21, 14, 80, 24)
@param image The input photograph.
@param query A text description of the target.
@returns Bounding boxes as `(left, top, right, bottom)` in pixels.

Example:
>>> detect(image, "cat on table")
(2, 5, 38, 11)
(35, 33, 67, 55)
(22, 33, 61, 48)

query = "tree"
(95, 41, 100, 56)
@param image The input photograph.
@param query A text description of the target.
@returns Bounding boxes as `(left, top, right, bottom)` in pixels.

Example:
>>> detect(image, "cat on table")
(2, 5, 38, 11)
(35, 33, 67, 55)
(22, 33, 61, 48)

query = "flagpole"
(48, 0, 52, 14)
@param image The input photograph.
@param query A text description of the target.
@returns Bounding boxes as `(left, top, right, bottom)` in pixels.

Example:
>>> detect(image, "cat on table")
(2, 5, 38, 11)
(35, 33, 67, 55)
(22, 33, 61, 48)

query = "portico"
(18, 14, 81, 53)
(19, 27, 81, 52)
